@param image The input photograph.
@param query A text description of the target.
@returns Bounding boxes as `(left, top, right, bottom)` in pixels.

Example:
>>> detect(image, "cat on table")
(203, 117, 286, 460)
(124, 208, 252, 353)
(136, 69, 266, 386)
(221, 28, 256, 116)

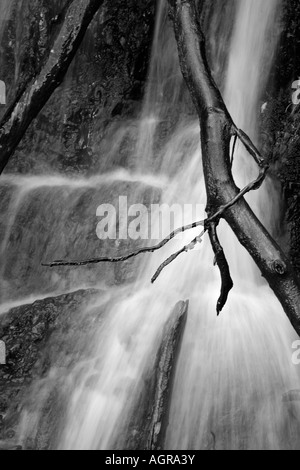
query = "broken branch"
(151, 230, 205, 284)
(42, 220, 205, 267)
(235, 127, 266, 168)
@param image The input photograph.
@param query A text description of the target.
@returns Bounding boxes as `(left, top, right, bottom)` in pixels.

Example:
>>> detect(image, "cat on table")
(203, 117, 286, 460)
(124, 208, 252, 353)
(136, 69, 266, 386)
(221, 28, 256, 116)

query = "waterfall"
(4, 0, 300, 450)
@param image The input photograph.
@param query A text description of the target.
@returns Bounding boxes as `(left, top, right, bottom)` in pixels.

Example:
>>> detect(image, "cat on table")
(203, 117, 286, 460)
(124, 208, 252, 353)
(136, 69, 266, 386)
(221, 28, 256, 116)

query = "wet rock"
(0, 179, 161, 302)
(254, 0, 300, 274)
(147, 300, 189, 450)
(0, 442, 22, 450)
(0, 0, 156, 175)
(271, 109, 300, 272)
(0, 288, 103, 448)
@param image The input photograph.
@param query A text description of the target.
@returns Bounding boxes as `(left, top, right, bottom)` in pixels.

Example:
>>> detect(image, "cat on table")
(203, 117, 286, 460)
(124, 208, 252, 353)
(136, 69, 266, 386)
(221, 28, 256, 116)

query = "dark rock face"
(0, 4, 160, 449)
(0, 293, 188, 451)
(0, 0, 68, 116)
(260, 0, 300, 272)
(0, 289, 103, 450)
(0, 0, 155, 175)
(114, 301, 188, 450)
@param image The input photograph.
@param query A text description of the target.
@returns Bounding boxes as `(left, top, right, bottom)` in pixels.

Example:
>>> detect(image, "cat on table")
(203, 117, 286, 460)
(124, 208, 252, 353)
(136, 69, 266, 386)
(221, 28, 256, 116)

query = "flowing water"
(2, 0, 300, 450)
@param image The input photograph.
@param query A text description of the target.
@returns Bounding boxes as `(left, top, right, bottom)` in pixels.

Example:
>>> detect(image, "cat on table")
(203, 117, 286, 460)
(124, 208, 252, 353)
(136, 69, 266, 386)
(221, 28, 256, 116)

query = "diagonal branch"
(0, 0, 105, 174)
(151, 230, 205, 284)
(42, 163, 267, 269)
(40, 0, 300, 333)
(42, 220, 205, 267)
(235, 127, 266, 168)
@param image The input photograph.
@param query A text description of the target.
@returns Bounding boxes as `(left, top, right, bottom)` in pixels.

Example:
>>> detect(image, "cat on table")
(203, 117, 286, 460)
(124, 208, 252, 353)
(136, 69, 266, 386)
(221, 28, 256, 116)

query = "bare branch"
(208, 222, 233, 315)
(207, 166, 268, 226)
(151, 230, 205, 284)
(168, 0, 300, 335)
(235, 127, 266, 167)
(42, 162, 268, 270)
(42, 221, 205, 267)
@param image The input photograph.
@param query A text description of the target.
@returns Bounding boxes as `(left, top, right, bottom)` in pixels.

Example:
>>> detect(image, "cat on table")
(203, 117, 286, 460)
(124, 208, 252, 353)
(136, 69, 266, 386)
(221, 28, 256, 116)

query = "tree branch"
(235, 127, 266, 168)
(42, 220, 205, 267)
(0, 0, 104, 174)
(41, 0, 300, 334)
(230, 134, 238, 168)
(42, 162, 268, 269)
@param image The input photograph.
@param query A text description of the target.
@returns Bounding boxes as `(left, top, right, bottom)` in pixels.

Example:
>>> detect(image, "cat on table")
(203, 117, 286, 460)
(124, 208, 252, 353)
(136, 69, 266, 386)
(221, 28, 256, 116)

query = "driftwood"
(148, 300, 188, 450)
(208, 221, 233, 316)
(0, 0, 104, 174)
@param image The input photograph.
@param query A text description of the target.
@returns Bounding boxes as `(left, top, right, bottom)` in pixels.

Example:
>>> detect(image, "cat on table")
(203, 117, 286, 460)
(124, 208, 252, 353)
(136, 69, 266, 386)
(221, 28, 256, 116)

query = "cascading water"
(2, 0, 300, 450)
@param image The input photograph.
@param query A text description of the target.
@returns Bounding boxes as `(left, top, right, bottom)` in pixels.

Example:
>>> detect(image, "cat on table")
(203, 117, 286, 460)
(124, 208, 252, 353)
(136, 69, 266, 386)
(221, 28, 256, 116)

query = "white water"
(13, 0, 300, 449)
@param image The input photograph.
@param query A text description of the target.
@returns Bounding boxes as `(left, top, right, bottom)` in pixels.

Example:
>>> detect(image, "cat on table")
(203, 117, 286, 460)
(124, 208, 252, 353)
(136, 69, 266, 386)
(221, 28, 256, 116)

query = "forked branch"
(151, 230, 205, 284)
(167, 0, 300, 334)
(43, 163, 267, 310)
(208, 222, 233, 315)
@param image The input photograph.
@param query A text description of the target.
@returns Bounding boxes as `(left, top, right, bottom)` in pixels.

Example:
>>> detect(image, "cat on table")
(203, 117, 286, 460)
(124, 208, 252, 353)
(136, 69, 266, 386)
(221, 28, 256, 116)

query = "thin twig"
(230, 134, 238, 168)
(150, 165, 268, 286)
(42, 220, 205, 267)
(151, 230, 205, 283)
(42, 164, 268, 268)
(206, 165, 268, 226)
(235, 127, 266, 168)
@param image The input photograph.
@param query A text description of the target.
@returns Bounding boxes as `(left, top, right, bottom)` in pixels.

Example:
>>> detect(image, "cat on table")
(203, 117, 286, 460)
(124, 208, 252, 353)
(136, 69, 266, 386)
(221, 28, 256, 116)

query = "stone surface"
(0, 288, 102, 449)
(258, 0, 300, 273)
(0, 178, 160, 303)
(114, 300, 188, 450)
